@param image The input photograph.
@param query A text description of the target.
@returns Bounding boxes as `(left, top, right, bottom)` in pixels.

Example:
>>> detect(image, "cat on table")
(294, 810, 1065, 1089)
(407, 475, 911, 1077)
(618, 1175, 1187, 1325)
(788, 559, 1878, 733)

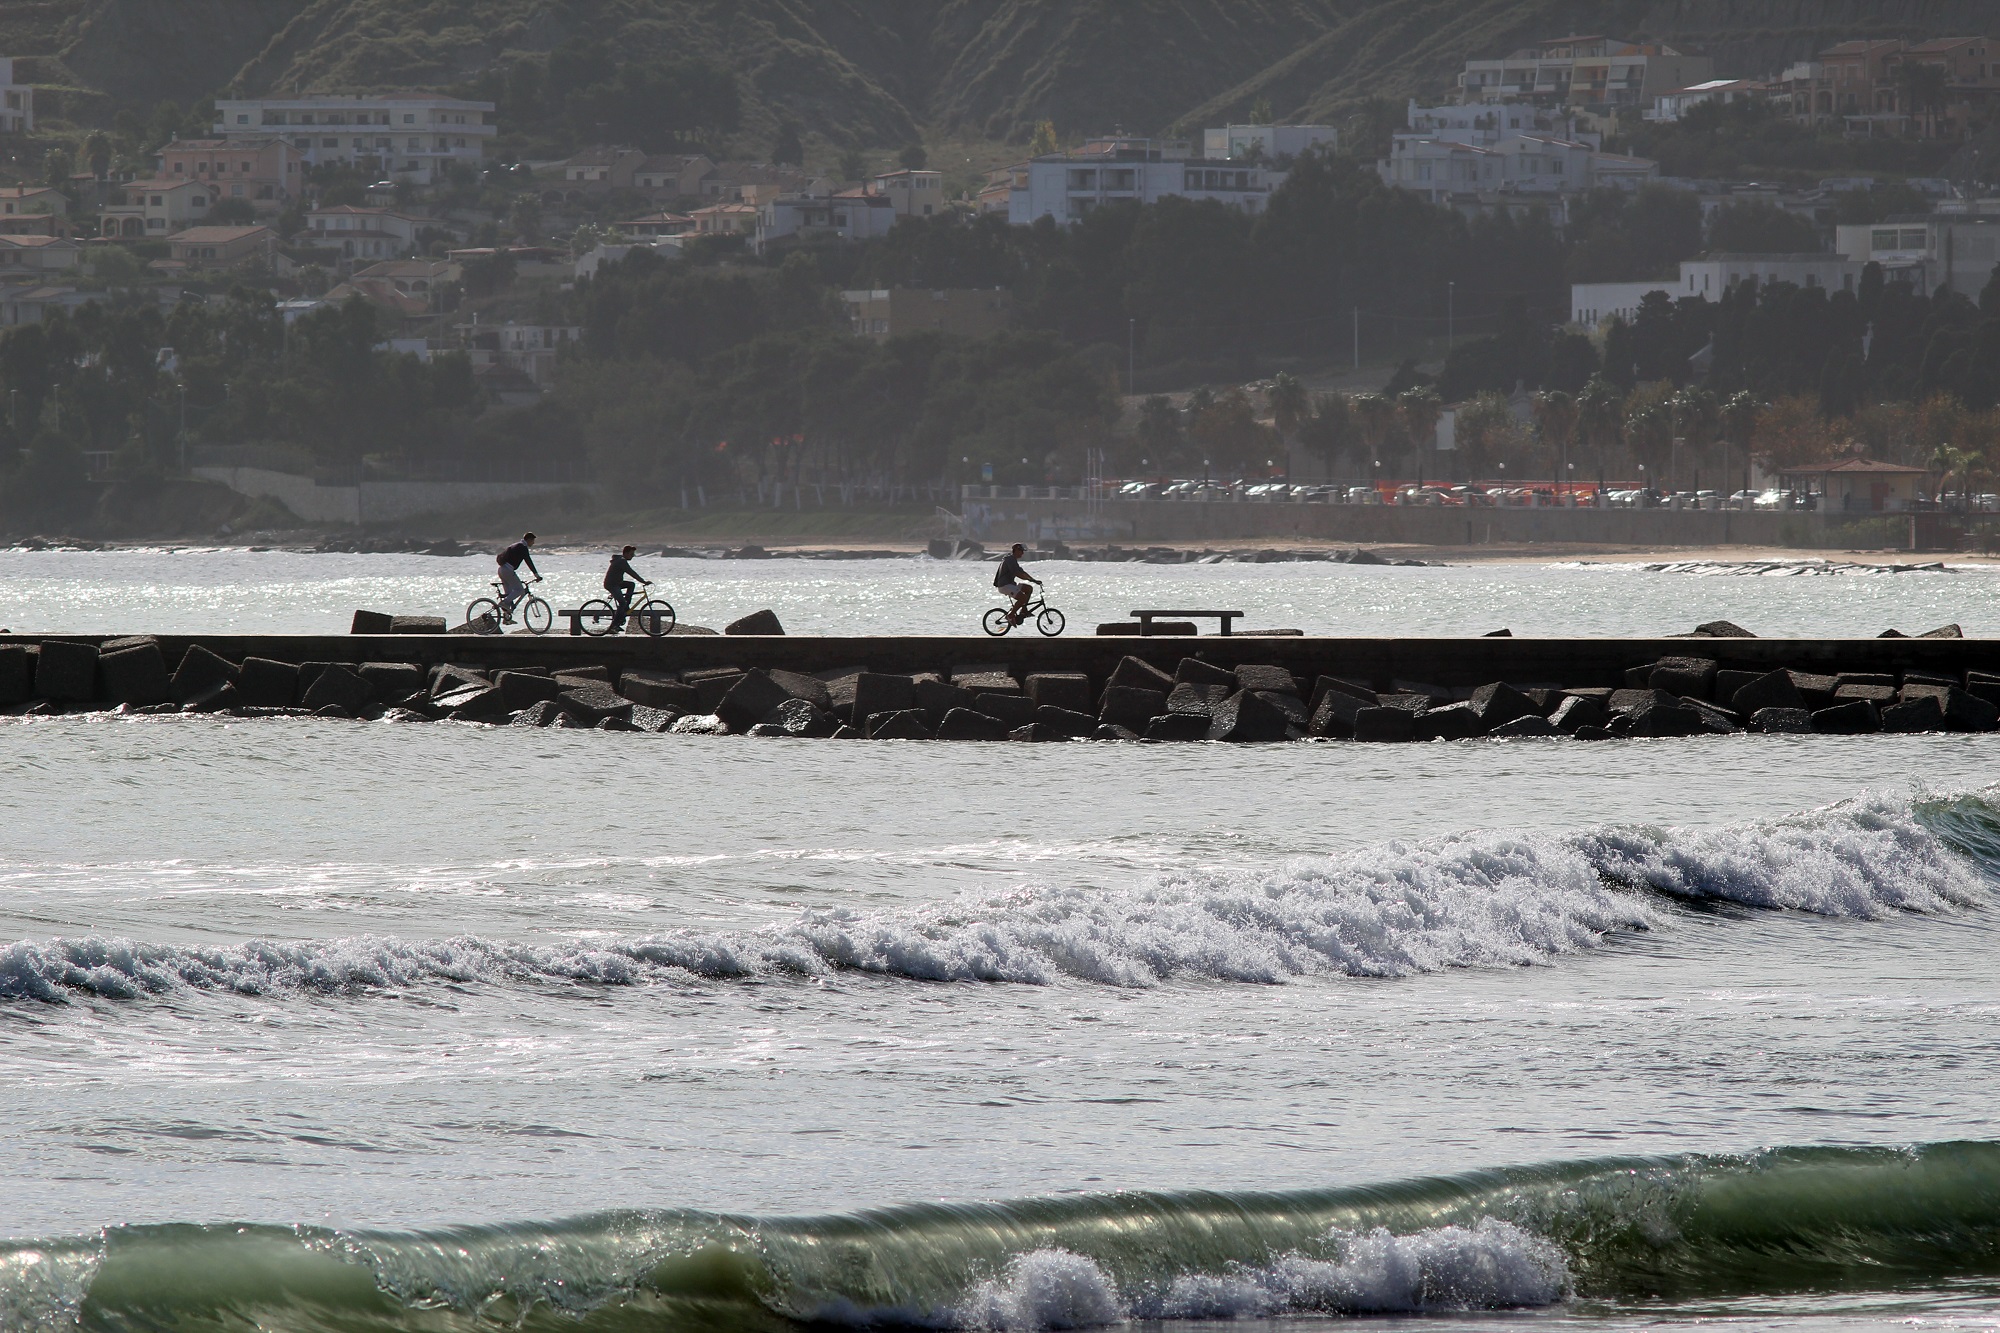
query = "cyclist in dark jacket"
(496, 532, 539, 623)
(994, 543, 1039, 624)
(604, 545, 651, 633)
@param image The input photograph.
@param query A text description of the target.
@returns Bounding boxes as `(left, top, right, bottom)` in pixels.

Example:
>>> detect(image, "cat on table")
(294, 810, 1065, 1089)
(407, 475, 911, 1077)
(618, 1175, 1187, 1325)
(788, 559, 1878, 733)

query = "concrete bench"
(1130, 610, 1244, 636)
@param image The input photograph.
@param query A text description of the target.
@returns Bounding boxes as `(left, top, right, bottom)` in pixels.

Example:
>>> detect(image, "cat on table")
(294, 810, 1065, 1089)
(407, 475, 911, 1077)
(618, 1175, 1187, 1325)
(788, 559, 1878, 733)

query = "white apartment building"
(210, 92, 495, 184)
(305, 205, 432, 265)
(1007, 139, 1283, 226)
(1835, 215, 2000, 299)
(1201, 124, 1338, 161)
(1572, 252, 1866, 324)
(1379, 132, 1654, 213)
(1457, 36, 1713, 109)
(755, 189, 895, 252)
(1401, 101, 1597, 146)
(0, 57, 32, 135)
(867, 169, 944, 219)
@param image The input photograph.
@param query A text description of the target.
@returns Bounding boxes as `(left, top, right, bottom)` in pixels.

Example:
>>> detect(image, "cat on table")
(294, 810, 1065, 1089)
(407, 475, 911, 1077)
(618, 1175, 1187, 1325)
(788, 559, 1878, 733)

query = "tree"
(1267, 371, 1308, 465)
(1931, 441, 1980, 509)
(1029, 120, 1059, 157)
(1577, 375, 1625, 464)
(1981, 263, 2000, 317)
(1248, 97, 1274, 126)
(1398, 386, 1442, 457)
(1897, 60, 1950, 138)
(898, 142, 928, 171)
(1708, 202, 1821, 254)
(1297, 392, 1354, 467)
(772, 121, 805, 167)
(1350, 393, 1402, 467)
(83, 132, 113, 180)
(1134, 394, 1181, 466)
(1531, 389, 1578, 473)
(838, 148, 868, 182)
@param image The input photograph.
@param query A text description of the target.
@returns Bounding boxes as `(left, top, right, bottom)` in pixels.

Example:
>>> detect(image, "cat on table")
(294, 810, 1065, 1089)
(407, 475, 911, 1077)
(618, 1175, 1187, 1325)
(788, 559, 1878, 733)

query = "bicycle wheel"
(1036, 607, 1066, 637)
(521, 596, 553, 635)
(981, 607, 1014, 637)
(575, 598, 617, 637)
(464, 597, 503, 633)
(630, 598, 675, 637)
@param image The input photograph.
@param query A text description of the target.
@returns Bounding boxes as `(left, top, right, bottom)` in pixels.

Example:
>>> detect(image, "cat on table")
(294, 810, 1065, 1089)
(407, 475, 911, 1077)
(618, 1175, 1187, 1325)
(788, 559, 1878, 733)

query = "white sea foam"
(957, 1219, 1567, 1328)
(0, 795, 1980, 1002)
(0, 1240, 103, 1333)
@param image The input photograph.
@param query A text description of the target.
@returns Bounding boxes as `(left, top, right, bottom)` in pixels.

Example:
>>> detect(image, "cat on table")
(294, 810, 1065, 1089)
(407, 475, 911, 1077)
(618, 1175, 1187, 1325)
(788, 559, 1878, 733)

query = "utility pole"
(1352, 306, 1359, 371)
(1447, 281, 1455, 349)
(1127, 318, 1135, 398)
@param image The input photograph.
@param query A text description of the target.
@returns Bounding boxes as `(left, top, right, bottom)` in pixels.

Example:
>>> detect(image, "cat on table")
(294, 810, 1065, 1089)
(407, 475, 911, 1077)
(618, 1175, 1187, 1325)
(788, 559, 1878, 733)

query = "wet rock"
(725, 609, 785, 636)
(358, 662, 425, 701)
(34, 640, 99, 702)
(1173, 658, 1236, 688)
(1414, 701, 1486, 741)
(668, 714, 728, 735)
(975, 693, 1039, 727)
(1918, 623, 1964, 638)
(1729, 670, 1808, 715)
(1008, 723, 1063, 742)
(852, 672, 916, 721)
(1373, 693, 1432, 714)
(1143, 713, 1211, 742)
(829, 724, 860, 739)
(1309, 689, 1368, 739)
(349, 610, 394, 634)
(0, 645, 32, 704)
(1167, 681, 1233, 717)
(1098, 685, 1168, 732)
(1786, 671, 1839, 708)
(629, 705, 680, 733)
(1693, 620, 1756, 637)
(1469, 682, 1539, 728)
(1649, 657, 1717, 699)
(936, 708, 1010, 741)
(1035, 706, 1100, 738)
(1943, 686, 2000, 733)
(169, 644, 238, 705)
(1548, 694, 1609, 733)
(181, 680, 239, 713)
(311, 703, 356, 720)
(1257, 691, 1308, 728)
(380, 707, 433, 723)
(1025, 673, 1092, 713)
(912, 679, 974, 726)
(1233, 664, 1299, 696)
(691, 671, 746, 713)
(1810, 700, 1879, 734)
(1490, 714, 1559, 738)
(1095, 723, 1143, 741)
(236, 657, 300, 708)
(126, 702, 184, 717)
(551, 712, 590, 729)
(1352, 707, 1416, 742)
(391, 616, 447, 634)
(619, 670, 698, 712)
(436, 683, 509, 720)
(1572, 723, 1613, 741)
(1608, 687, 1676, 715)
(744, 723, 788, 737)
(768, 669, 833, 713)
(1750, 707, 1814, 734)
(1307, 676, 1377, 718)
(559, 684, 634, 727)
(1105, 657, 1174, 694)
(1835, 684, 1896, 706)
(868, 710, 934, 740)
(714, 669, 792, 733)
(1205, 689, 1294, 742)
(97, 641, 172, 706)
(1622, 695, 1706, 737)
(763, 698, 839, 738)
(510, 701, 561, 728)
(1881, 695, 1944, 732)
(495, 670, 563, 711)
(1683, 699, 1742, 733)
(301, 663, 374, 714)
(428, 664, 490, 699)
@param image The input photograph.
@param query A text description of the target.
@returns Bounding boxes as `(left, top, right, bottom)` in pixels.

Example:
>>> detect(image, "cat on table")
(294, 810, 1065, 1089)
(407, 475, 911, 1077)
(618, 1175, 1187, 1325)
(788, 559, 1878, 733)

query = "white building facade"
(210, 93, 496, 184)
(0, 57, 31, 134)
(1457, 36, 1713, 109)
(1834, 215, 2000, 299)
(755, 189, 895, 252)
(1201, 124, 1338, 160)
(1007, 143, 1282, 226)
(1572, 252, 1867, 325)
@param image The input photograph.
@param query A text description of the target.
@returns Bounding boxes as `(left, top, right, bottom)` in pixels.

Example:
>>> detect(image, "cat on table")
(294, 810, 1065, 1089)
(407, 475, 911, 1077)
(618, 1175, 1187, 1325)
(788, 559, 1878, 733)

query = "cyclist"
(994, 542, 1040, 625)
(603, 544, 652, 633)
(496, 532, 540, 624)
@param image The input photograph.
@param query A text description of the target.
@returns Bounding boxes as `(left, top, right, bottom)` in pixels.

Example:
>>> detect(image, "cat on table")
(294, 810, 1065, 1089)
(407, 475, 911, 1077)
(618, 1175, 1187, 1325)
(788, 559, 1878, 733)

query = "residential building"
(0, 185, 68, 236)
(304, 205, 434, 266)
(350, 258, 460, 297)
(1201, 124, 1338, 161)
(689, 202, 758, 236)
(842, 288, 1013, 340)
(1647, 78, 1767, 122)
(1777, 458, 1928, 512)
(1835, 214, 2000, 298)
(1571, 251, 1867, 325)
(167, 225, 274, 269)
(209, 92, 495, 184)
(612, 212, 695, 238)
(699, 162, 807, 203)
(575, 239, 684, 278)
(559, 146, 647, 191)
(756, 188, 895, 251)
(1457, 36, 1713, 110)
(1, 286, 99, 327)
(99, 178, 217, 238)
(867, 169, 944, 219)
(0, 234, 79, 275)
(1006, 138, 1284, 226)
(1778, 38, 2000, 137)
(1379, 130, 1653, 217)
(0, 57, 31, 135)
(156, 137, 303, 210)
(323, 276, 430, 319)
(634, 154, 714, 199)
(458, 321, 580, 387)
(1402, 100, 1597, 145)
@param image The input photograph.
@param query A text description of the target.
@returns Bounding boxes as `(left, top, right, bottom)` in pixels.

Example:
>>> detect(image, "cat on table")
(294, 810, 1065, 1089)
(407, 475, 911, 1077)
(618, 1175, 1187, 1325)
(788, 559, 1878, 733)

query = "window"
(323, 138, 338, 148)
(236, 114, 248, 124)
(240, 162, 250, 172)
(1900, 227, 1928, 248)
(173, 162, 185, 173)
(408, 138, 421, 151)
(1871, 228, 1897, 250)
(403, 114, 415, 124)
(197, 162, 208, 173)
(1067, 169, 1097, 190)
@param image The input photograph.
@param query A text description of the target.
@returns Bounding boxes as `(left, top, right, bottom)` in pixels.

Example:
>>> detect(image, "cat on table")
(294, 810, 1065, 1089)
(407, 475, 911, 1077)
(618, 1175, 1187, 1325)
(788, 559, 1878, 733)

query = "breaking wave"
(1, 790, 1989, 1003)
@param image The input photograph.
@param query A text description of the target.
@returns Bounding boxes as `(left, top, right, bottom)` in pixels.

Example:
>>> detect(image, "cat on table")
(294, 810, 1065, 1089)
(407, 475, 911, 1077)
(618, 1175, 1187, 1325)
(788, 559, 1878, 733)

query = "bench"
(1130, 609, 1244, 636)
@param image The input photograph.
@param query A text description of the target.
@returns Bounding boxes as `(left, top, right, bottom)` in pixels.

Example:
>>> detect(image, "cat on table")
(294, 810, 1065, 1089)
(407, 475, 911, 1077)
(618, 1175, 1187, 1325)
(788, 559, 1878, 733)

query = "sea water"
(1, 551, 1999, 1331)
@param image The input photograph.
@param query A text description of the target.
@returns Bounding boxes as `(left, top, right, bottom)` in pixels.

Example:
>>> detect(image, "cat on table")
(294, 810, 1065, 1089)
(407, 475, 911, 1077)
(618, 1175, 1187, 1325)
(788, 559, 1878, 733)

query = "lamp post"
(1447, 280, 1455, 349)
(1127, 317, 1135, 398)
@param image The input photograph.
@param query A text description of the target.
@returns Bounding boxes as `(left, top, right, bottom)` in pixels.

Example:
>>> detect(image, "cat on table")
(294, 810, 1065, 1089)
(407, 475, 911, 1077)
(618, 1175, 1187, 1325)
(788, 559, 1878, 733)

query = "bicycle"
(465, 577, 553, 635)
(983, 586, 1065, 637)
(574, 584, 676, 637)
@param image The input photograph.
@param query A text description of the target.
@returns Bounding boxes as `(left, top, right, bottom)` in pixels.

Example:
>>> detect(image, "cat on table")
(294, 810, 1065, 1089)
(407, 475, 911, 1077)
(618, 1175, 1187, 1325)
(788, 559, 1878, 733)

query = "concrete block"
(693, 672, 746, 713)
(1167, 682, 1232, 717)
(768, 669, 832, 712)
(300, 664, 375, 714)
(1469, 682, 1538, 728)
(350, 610, 394, 634)
(1352, 707, 1416, 742)
(1035, 706, 1099, 738)
(1106, 657, 1173, 694)
(868, 710, 934, 740)
(1143, 713, 1209, 742)
(1750, 707, 1814, 734)
(391, 616, 448, 634)
(715, 669, 792, 733)
(358, 662, 425, 701)
(1172, 658, 1236, 687)
(1207, 689, 1292, 742)
(1730, 669, 1807, 716)
(236, 658, 301, 708)
(763, 698, 839, 737)
(1233, 664, 1299, 696)
(97, 643, 171, 706)
(1024, 673, 1091, 713)
(1098, 685, 1167, 731)
(36, 640, 100, 701)
(171, 644, 239, 704)
(852, 672, 916, 720)
(0, 645, 32, 704)
(497, 670, 564, 711)
(559, 685, 635, 726)
(1880, 695, 1944, 733)
(1811, 700, 1879, 734)
(936, 708, 1010, 741)
(974, 693, 1038, 726)
(725, 609, 785, 635)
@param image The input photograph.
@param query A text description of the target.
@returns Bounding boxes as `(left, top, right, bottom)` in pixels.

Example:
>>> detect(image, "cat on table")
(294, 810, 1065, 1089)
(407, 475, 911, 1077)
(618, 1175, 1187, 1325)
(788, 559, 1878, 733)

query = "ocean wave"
(1, 791, 1988, 1004)
(10, 1143, 2000, 1332)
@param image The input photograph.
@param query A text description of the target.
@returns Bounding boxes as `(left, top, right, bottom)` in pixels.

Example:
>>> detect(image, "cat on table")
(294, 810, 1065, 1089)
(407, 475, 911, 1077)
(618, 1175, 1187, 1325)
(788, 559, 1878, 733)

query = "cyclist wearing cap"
(994, 543, 1039, 625)
(496, 532, 540, 623)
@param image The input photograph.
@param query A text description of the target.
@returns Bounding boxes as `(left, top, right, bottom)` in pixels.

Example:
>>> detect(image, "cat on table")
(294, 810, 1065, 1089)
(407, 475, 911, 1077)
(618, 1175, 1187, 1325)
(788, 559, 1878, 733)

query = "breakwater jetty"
(4, 626, 2000, 741)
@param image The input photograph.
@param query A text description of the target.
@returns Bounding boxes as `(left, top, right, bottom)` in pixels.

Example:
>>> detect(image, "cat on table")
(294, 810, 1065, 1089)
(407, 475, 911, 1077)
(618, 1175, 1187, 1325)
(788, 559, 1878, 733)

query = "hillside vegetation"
(15, 0, 2000, 148)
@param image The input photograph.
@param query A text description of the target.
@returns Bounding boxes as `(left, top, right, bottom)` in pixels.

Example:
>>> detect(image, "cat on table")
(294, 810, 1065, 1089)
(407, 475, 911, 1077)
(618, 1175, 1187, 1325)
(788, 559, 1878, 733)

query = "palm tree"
(1531, 389, 1578, 483)
(1267, 372, 1309, 480)
(1577, 375, 1625, 477)
(1897, 61, 1950, 138)
(1398, 385, 1442, 459)
(1931, 443, 1979, 511)
(1351, 393, 1403, 474)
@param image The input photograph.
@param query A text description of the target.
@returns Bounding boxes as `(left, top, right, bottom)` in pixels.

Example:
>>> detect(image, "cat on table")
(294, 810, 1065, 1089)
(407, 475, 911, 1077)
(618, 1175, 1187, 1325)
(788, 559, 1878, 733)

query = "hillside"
(12, 0, 2000, 147)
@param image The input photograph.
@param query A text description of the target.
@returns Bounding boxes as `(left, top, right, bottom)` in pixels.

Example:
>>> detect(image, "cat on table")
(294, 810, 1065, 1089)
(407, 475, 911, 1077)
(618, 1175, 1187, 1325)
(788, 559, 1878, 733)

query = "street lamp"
(1565, 461, 1575, 507)
(1447, 280, 1455, 349)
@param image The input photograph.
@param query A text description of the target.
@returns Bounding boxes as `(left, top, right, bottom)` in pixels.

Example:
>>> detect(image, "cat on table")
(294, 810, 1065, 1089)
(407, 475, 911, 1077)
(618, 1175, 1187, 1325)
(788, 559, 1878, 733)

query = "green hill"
(14, 0, 2000, 147)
